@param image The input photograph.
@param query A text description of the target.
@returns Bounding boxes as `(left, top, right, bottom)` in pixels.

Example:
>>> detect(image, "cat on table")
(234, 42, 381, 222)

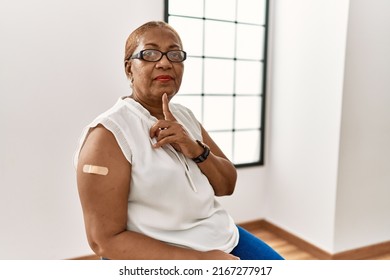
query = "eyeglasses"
(130, 49, 187, 63)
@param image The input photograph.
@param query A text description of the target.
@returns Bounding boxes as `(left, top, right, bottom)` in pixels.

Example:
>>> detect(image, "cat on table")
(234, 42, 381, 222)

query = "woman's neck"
(130, 93, 164, 120)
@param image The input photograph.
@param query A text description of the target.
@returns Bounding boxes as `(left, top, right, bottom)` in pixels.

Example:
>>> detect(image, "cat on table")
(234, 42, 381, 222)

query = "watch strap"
(192, 140, 210, 163)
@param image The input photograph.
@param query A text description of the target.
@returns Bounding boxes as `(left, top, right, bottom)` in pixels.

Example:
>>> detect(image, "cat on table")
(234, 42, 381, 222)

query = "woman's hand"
(150, 93, 203, 158)
(150, 93, 237, 196)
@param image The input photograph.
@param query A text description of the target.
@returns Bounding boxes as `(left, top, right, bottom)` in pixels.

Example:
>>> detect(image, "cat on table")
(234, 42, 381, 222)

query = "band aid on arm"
(83, 164, 109, 176)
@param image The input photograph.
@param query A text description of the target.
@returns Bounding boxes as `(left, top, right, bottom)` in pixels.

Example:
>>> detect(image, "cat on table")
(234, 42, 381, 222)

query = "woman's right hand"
(199, 250, 240, 260)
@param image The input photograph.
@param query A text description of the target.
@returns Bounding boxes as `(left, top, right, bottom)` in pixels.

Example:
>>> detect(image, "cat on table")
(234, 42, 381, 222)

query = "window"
(165, 0, 269, 166)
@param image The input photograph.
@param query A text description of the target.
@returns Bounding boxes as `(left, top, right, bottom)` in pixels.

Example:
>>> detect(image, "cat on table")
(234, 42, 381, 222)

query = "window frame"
(164, 0, 269, 167)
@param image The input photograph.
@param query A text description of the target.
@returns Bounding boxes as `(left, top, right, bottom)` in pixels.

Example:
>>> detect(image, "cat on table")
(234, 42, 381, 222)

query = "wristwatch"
(192, 140, 210, 163)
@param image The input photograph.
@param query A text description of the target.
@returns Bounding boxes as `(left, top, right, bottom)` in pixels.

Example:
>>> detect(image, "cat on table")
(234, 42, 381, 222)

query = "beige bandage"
(83, 164, 109, 176)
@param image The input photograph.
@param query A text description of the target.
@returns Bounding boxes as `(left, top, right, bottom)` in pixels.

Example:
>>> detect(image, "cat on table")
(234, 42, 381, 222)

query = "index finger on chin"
(162, 93, 175, 121)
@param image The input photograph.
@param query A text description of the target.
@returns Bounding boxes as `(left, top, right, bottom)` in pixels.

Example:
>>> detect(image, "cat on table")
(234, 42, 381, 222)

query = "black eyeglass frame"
(129, 49, 187, 62)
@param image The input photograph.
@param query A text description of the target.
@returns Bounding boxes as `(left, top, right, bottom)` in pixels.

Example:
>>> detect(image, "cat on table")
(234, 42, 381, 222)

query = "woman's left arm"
(196, 124, 237, 196)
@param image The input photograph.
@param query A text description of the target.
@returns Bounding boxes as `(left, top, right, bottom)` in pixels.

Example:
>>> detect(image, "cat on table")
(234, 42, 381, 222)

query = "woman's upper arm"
(76, 125, 131, 249)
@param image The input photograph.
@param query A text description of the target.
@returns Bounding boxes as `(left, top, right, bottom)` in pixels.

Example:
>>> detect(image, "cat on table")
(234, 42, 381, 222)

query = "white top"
(74, 97, 239, 253)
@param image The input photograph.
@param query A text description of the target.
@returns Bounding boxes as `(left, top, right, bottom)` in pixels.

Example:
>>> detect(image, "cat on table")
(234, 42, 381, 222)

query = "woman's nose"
(155, 54, 173, 69)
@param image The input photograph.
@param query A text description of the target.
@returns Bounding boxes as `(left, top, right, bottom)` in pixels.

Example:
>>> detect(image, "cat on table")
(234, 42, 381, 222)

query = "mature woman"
(75, 21, 283, 260)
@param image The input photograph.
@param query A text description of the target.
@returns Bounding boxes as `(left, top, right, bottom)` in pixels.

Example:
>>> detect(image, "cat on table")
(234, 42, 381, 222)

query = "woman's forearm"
(92, 230, 237, 260)
(196, 153, 237, 196)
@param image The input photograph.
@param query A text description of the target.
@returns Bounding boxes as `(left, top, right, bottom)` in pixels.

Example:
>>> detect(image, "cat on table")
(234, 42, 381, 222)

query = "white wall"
(266, 0, 349, 252)
(0, 0, 265, 259)
(334, 0, 390, 252)
(266, 0, 390, 254)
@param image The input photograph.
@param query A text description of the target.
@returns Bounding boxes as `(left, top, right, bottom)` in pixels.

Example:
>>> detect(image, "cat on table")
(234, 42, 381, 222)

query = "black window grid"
(165, 0, 269, 167)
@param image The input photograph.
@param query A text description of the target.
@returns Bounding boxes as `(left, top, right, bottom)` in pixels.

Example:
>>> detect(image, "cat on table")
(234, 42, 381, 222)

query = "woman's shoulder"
(75, 98, 135, 166)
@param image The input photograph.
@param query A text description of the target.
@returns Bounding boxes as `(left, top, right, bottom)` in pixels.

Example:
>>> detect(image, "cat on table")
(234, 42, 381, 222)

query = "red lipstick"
(155, 75, 173, 82)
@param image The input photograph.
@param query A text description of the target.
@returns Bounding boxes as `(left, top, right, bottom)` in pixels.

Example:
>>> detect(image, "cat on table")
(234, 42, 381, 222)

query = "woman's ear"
(125, 61, 133, 79)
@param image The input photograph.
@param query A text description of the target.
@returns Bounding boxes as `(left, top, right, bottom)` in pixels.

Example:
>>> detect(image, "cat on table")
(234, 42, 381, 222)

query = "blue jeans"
(230, 226, 284, 260)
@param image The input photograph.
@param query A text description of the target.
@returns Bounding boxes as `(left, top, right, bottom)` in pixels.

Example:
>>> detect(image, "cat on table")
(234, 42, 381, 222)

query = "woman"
(75, 21, 283, 260)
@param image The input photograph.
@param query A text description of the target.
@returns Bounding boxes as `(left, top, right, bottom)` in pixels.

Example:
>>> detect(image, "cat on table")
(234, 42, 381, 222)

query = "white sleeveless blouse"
(74, 97, 239, 253)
